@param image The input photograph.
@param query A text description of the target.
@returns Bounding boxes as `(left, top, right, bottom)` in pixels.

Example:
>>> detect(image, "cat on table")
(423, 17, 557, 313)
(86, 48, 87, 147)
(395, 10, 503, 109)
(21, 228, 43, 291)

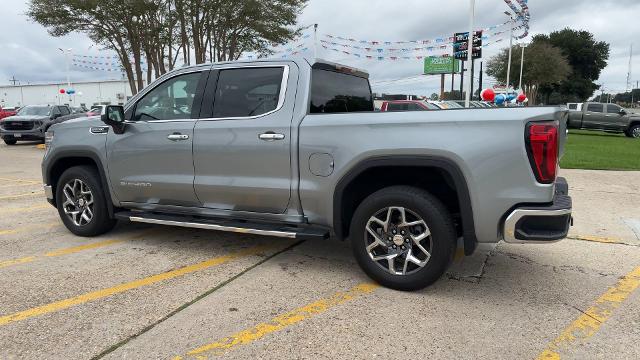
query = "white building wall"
(0, 79, 145, 108)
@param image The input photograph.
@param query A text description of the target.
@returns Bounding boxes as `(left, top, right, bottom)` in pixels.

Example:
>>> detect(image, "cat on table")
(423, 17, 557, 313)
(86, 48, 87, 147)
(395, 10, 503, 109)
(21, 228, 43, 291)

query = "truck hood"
(50, 116, 103, 131)
(2, 115, 49, 122)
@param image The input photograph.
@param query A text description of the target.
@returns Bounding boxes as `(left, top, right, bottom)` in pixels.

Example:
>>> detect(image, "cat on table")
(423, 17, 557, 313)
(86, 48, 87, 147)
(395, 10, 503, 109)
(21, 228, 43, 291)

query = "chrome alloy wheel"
(633, 127, 640, 138)
(364, 206, 432, 276)
(62, 179, 94, 226)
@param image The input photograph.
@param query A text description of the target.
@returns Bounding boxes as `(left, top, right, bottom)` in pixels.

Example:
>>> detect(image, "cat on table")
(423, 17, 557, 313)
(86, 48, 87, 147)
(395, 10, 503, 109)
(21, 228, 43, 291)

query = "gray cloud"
(0, 0, 636, 98)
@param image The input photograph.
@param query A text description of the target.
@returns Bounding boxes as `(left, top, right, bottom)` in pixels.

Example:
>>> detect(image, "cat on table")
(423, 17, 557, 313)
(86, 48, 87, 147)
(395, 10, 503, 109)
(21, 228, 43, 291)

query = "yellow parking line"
(0, 256, 37, 269)
(568, 235, 624, 244)
(0, 244, 272, 326)
(0, 192, 42, 201)
(0, 203, 51, 215)
(0, 221, 59, 236)
(175, 283, 380, 359)
(0, 177, 40, 184)
(536, 265, 640, 359)
(36, 144, 45, 149)
(0, 181, 41, 189)
(0, 228, 160, 269)
(44, 239, 127, 257)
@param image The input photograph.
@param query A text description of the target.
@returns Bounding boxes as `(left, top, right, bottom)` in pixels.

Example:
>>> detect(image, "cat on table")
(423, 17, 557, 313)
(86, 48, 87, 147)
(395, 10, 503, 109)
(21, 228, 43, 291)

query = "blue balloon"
(506, 94, 516, 101)
(66, 89, 75, 95)
(495, 94, 506, 105)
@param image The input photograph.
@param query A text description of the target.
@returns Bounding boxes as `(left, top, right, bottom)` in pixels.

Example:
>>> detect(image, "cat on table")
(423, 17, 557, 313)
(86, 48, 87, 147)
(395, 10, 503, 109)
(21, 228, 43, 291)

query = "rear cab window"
(587, 104, 603, 113)
(309, 63, 373, 114)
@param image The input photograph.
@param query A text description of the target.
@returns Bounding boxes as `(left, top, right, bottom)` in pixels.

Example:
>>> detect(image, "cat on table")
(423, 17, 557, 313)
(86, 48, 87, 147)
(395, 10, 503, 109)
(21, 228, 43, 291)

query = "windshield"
(17, 106, 50, 116)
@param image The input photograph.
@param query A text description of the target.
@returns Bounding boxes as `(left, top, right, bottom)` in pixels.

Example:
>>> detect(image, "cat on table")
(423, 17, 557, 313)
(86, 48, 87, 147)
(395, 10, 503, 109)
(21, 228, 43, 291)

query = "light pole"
(58, 48, 72, 103)
(504, 12, 514, 95)
(464, 0, 475, 108)
(518, 42, 528, 92)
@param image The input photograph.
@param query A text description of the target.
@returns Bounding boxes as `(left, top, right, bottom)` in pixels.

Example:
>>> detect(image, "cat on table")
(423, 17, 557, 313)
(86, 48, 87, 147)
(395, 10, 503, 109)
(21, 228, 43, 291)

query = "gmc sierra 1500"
(42, 58, 572, 290)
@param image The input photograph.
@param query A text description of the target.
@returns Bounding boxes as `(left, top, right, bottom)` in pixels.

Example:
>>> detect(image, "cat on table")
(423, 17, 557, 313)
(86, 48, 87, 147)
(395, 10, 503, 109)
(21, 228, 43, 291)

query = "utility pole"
(9, 76, 19, 86)
(505, 12, 514, 95)
(518, 42, 528, 92)
(313, 24, 319, 60)
(478, 61, 483, 100)
(464, 0, 475, 108)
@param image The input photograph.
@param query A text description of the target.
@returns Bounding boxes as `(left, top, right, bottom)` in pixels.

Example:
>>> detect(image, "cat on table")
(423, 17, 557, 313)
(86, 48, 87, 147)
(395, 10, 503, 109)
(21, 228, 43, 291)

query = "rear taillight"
(525, 121, 558, 184)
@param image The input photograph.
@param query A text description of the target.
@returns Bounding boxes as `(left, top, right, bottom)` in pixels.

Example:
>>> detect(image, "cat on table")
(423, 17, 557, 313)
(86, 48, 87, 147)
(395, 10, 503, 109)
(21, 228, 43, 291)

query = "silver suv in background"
(42, 58, 572, 290)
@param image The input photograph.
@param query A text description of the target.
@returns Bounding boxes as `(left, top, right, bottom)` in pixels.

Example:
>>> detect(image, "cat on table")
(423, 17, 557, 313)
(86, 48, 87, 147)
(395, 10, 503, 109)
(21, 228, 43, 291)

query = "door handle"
(259, 132, 285, 141)
(167, 133, 189, 141)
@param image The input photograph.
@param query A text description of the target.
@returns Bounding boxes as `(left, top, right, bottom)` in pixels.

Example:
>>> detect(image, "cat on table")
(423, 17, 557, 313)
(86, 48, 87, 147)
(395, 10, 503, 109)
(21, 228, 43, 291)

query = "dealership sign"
(453, 31, 483, 60)
(423, 56, 460, 75)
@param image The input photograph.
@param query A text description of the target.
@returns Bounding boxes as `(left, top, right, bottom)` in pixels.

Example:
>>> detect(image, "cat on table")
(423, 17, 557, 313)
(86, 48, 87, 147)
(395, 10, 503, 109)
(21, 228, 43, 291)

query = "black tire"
(56, 165, 117, 236)
(349, 186, 456, 291)
(3, 138, 17, 145)
(626, 124, 640, 138)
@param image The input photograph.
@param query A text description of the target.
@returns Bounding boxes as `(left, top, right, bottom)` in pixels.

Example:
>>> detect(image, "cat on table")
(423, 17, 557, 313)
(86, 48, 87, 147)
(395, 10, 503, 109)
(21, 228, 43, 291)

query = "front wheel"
(349, 186, 456, 291)
(626, 124, 640, 138)
(56, 166, 117, 236)
(3, 138, 17, 145)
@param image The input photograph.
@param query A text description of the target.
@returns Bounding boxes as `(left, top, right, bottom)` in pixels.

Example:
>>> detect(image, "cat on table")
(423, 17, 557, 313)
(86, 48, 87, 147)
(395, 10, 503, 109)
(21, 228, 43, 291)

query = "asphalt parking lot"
(1, 141, 639, 360)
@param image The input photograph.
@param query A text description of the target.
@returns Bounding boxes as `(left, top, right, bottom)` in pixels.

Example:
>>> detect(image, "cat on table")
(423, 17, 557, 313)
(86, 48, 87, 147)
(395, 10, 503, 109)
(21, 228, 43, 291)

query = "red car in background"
(379, 100, 439, 112)
(0, 107, 18, 120)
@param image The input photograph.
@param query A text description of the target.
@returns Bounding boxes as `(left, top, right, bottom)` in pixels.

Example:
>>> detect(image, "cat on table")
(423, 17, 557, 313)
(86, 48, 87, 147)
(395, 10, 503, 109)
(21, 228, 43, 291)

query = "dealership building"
(0, 79, 145, 109)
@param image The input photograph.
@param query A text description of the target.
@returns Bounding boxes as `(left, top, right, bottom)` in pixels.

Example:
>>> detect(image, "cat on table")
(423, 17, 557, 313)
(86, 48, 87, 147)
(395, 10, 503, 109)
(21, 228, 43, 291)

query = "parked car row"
(0, 104, 107, 145)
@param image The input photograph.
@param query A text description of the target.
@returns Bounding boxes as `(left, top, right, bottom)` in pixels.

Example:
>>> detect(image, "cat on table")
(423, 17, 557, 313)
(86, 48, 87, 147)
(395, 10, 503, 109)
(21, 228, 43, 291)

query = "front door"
(106, 70, 206, 207)
(605, 104, 627, 131)
(193, 64, 296, 213)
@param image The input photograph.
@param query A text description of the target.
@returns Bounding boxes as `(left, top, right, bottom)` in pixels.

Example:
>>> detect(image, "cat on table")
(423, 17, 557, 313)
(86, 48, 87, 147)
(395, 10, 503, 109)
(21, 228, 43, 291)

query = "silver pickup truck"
(41, 58, 572, 290)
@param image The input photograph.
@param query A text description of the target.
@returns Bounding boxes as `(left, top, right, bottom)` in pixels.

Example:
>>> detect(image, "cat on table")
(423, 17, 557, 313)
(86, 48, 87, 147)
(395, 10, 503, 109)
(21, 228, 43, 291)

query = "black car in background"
(0, 105, 70, 145)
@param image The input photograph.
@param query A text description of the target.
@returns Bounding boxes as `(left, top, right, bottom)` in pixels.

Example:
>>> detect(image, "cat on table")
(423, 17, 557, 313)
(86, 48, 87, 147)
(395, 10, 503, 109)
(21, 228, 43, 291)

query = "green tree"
(486, 40, 571, 105)
(429, 93, 439, 100)
(534, 29, 610, 103)
(27, 0, 307, 94)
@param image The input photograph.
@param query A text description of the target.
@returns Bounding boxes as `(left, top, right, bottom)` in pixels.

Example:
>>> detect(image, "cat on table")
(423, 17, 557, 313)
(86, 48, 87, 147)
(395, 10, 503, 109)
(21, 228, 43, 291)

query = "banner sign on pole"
(424, 56, 460, 74)
(453, 31, 483, 60)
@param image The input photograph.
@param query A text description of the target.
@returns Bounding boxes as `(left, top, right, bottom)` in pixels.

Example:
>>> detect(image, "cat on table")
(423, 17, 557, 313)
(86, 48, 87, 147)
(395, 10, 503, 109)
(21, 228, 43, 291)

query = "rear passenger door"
(192, 64, 297, 213)
(583, 103, 606, 129)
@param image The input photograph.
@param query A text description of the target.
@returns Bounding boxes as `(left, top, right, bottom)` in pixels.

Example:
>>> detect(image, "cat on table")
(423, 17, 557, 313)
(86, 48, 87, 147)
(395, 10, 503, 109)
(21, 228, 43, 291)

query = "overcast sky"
(0, 0, 637, 98)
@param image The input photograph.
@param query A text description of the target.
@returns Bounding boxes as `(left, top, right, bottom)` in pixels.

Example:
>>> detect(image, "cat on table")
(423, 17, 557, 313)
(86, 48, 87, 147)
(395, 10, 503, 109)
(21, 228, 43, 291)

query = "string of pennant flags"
(319, 38, 506, 62)
(504, 0, 530, 39)
(322, 20, 511, 46)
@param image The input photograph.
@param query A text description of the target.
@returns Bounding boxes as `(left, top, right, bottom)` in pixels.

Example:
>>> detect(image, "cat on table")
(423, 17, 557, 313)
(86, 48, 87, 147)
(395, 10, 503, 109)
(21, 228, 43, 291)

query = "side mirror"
(620, 108, 627, 115)
(101, 105, 126, 134)
(51, 113, 61, 119)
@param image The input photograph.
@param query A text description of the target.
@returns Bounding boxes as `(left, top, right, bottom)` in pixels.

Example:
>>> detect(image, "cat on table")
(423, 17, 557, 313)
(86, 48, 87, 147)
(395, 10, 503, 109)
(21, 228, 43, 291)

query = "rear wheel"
(3, 138, 17, 145)
(349, 186, 456, 291)
(56, 166, 117, 236)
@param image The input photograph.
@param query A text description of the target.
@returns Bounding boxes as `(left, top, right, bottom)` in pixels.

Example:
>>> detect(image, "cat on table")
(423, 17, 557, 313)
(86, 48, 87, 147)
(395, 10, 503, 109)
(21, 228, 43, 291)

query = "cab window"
(212, 67, 284, 118)
(607, 104, 621, 113)
(134, 72, 202, 121)
(586, 104, 603, 113)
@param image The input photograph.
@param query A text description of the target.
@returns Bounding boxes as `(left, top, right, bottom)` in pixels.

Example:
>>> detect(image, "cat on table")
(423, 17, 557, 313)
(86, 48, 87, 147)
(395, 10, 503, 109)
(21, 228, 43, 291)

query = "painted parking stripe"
(0, 192, 42, 201)
(0, 203, 51, 215)
(0, 229, 161, 270)
(0, 177, 40, 184)
(0, 244, 273, 326)
(536, 265, 640, 359)
(0, 181, 41, 189)
(174, 283, 380, 359)
(0, 221, 60, 236)
(568, 235, 625, 244)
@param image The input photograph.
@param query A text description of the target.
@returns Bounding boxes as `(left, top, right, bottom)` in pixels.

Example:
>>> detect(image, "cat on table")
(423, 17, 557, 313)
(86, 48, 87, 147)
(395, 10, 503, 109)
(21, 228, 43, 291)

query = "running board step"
(114, 211, 329, 241)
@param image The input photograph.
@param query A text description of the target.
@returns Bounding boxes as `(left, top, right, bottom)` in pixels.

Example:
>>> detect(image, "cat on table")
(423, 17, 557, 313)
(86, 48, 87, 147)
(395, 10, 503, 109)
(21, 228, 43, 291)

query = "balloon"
(517, 93, 527, 102)
(77, 91, 83, 96)
(495, 94, 506, 105)
(66, 89, 75, 95)
(59, 89, 65, 94)
(506, 94, 516, 102)
(480, 88, 496, 102)
(523, 97, 529, 103)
